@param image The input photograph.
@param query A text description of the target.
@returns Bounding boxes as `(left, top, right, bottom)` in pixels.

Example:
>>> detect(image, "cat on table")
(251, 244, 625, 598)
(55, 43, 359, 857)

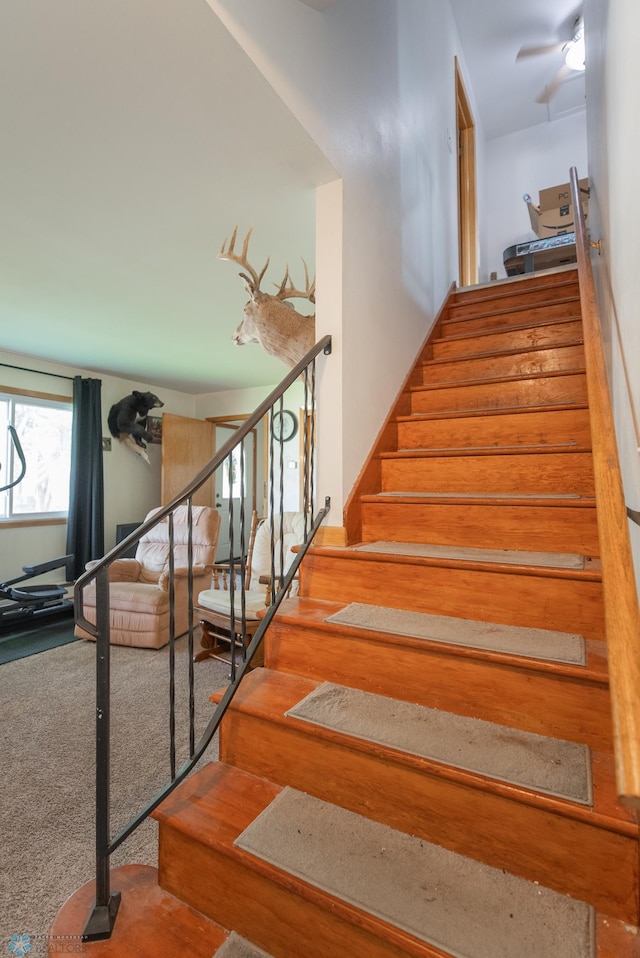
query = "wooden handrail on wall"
(570, 166, 640, 807)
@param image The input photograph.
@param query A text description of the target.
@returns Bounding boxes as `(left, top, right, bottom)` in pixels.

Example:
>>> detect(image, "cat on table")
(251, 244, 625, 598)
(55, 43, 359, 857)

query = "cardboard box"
(538, 178, 588, 211)
(526, 177, 589, 239)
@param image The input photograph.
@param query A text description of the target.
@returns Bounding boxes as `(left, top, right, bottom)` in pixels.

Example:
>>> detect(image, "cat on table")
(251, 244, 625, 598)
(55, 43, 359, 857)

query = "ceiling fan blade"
(536, 63, 573, 103)
(517, 42, 565, 60)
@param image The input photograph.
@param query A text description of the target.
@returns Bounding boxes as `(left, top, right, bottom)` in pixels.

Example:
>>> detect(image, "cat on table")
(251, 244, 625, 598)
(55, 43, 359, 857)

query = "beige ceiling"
(1, 0, 585, 395)
(1, 0, 337, 393)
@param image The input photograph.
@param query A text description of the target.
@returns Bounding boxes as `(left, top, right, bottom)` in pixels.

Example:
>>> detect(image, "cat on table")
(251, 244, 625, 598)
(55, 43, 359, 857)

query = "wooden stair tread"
(445, 294, 581, 325)
(438, 316, 583, 350)
(451, 277, 579, 313)
(272, 595, 609, 678)
(47, 865, 228, 956)
(380, 441, 591, 457)
(212, 668, 632, 829)
(267, 597, 611, 752)
(410, 367, 586, 393)
(351, 540, 594, 570)
(453, 269, 577, 305)
(436, 313, 582, 345)
(313, 543, 602, 576)
(396, 402, 589, 423)
(155, 761, 639, 953)
(421, 339, 584, 368)
(361, 491, 595, 504)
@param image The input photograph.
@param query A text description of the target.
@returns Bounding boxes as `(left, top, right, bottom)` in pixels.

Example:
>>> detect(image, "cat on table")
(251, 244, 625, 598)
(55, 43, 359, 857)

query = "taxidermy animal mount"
(219, 226, 316, 369)
(108, 390, 164, 465)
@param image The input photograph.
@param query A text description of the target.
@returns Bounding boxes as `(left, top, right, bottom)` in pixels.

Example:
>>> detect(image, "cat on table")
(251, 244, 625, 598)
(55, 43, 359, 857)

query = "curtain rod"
(0, 361, 74, 382)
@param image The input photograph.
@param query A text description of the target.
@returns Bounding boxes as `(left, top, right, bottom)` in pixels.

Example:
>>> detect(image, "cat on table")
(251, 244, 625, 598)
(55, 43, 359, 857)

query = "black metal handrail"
(78, 335, 332, 940)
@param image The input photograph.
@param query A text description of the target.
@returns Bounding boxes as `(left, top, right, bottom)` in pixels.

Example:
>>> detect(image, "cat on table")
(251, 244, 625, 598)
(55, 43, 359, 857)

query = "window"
(0, 391, 73, 521)
(221, 446, 246, 500)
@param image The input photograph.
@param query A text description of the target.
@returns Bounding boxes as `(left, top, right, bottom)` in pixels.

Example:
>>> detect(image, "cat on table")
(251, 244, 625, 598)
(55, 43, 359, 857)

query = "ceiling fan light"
(565, 31, 585, 71)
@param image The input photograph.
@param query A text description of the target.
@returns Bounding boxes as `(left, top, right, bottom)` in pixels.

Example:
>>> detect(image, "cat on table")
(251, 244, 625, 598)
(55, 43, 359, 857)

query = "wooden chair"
(194, 510, 305, 667)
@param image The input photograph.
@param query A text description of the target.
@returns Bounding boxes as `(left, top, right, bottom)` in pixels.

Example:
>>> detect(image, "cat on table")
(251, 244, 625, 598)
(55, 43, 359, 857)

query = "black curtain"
(66, 377, 104, 580)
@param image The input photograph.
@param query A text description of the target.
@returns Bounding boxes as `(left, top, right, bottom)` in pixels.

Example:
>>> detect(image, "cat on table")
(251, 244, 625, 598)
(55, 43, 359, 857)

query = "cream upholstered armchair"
(75, 504, 220, 649)
(195, 510, 305, 664)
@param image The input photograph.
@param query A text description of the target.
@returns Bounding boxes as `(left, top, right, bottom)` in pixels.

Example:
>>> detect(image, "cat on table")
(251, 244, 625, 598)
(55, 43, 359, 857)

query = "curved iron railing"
(78, 335, 331, 939)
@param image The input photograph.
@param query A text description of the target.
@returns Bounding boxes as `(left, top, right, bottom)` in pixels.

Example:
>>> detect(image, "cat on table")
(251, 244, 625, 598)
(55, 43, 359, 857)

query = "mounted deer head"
(219, 226, 316, 369)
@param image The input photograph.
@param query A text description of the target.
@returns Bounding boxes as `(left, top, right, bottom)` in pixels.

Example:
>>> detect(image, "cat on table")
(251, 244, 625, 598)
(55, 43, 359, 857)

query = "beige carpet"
(325, 603, 587, 664)
(235, 787, 595, 958)
(0, 633, 229, 952)
(216, 932, 274, 958)
(355, 541, 585, 568)
(286, 682, 592, 804)
(379, 491, 582, 499)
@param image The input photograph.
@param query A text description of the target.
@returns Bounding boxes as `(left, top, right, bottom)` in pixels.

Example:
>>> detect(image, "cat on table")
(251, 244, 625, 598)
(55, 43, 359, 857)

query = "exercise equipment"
(0, 425, 27, 493)
(0, 554, 74, 634)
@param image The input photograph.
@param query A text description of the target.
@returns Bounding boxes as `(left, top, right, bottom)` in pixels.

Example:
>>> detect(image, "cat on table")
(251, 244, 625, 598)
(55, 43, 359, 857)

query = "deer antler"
(274, 259, 316, 305)
(219, 226, 270, 293)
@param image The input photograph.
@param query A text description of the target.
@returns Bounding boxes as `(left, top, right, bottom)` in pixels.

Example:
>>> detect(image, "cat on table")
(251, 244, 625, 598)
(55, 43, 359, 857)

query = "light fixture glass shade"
(565, 32, 585, 71)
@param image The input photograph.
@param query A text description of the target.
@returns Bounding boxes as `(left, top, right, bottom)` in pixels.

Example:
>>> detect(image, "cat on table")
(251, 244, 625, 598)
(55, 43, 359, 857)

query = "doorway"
(211, 418, 259, 562)
(455, 58, 478, 288)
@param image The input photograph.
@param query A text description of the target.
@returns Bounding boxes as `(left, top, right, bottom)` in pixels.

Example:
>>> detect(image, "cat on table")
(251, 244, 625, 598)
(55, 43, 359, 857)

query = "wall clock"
(272, 409, 298, 442)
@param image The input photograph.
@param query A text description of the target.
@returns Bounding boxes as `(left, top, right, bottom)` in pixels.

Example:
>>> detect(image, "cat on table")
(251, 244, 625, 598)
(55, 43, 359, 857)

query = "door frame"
(455, 58, 478, 288)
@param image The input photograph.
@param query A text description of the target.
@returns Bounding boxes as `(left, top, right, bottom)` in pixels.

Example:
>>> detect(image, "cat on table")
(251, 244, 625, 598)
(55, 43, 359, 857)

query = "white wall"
(584, 0, 640, 592)
(204, 0, 478, 526)
(483, 112, 588, 281)
(0, 349, 195, 582)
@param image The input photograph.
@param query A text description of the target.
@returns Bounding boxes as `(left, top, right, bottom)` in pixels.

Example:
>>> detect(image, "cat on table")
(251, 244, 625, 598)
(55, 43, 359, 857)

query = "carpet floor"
(0, 632, 230, 955)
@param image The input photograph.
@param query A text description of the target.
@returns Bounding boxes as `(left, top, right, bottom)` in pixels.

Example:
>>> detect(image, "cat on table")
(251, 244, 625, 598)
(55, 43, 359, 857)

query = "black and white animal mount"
(108, 391, 164, 464)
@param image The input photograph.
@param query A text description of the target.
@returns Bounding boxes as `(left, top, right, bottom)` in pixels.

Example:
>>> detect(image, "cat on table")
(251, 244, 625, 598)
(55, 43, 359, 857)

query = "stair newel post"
(83, 564, 121, 940)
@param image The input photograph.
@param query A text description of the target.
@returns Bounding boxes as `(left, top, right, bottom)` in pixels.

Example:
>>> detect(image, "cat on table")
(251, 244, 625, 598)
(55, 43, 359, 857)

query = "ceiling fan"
(517, 11, 586, 104)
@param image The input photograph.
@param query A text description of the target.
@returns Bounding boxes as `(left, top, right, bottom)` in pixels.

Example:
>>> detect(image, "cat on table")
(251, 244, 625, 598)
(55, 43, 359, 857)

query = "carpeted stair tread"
(324, 602, 587, 664)
(234, 787, 595, 958)
(373, 490, 585, 499)
(216, 932, 274, 958)
(285, 681, 592, 805)
(355, 540, 585, 569)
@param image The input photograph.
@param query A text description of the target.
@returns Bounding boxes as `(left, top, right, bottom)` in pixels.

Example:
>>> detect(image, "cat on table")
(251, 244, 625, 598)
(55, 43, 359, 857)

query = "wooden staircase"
(51, 266, 640, 957)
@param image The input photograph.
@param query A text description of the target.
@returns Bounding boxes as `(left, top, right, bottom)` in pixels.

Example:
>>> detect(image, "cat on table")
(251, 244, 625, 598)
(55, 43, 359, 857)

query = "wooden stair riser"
(157, 765, 434, 958)
(397, 407, 592, 451)
(420, 344, 584, 385)
(441, 299, 581, 338)
(300, 552, 604, 638)
(411, 371, 588, 414)
(432, 319, 583, 360)
(267, 617, 612, 750)
(216, 681, 637, 922)
(380, 450, 595, 496)
(359, 498, 599, 555)
(450, 277, 578, 316)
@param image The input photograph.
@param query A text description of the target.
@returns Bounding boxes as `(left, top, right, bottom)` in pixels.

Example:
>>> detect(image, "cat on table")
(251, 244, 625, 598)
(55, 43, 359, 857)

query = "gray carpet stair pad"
(235, 788, 594, 958)
(216, 933, 274, 958)
(355, 540, 585, 568)
(286, 682, 592, 805)
(325, 603, 586, 665)
(378, 490, 584, 498)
